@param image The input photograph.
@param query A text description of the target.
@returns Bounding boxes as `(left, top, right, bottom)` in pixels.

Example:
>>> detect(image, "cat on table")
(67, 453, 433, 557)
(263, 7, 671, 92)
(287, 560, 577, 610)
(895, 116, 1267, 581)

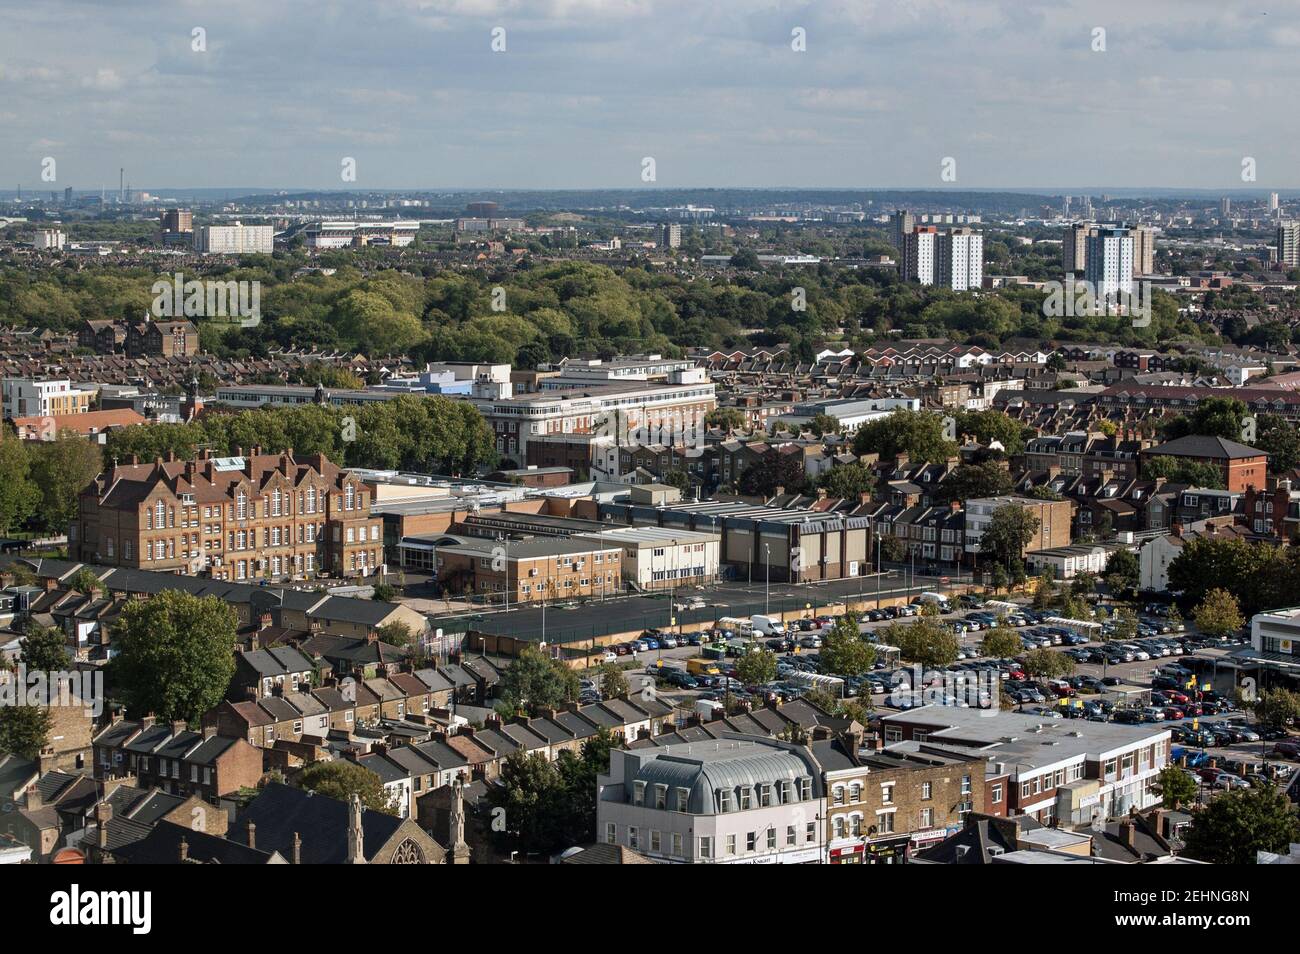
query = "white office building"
(572, 525, 720, 592)
(195, 222, 275, 254)
(597, 736, 826, 863)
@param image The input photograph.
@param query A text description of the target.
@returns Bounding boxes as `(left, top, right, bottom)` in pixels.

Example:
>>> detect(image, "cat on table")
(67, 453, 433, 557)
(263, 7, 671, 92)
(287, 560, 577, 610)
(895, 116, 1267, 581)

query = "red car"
(1162, 707, 1185, 721)
(1165, 690, 1191, 705)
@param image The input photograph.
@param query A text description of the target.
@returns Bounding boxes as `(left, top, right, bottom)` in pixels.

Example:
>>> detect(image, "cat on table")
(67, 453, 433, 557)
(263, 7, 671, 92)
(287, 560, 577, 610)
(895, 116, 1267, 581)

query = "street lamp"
(764, 543, 771, 616)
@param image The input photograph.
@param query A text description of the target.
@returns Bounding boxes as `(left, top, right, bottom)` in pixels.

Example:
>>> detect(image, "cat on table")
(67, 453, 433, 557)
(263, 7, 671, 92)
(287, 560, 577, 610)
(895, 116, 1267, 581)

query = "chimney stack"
(245, 820, 256, 850)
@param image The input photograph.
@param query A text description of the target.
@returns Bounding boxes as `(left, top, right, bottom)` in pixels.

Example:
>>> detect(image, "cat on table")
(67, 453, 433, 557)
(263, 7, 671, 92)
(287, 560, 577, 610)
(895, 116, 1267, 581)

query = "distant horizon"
(7, 186, 1300, 201)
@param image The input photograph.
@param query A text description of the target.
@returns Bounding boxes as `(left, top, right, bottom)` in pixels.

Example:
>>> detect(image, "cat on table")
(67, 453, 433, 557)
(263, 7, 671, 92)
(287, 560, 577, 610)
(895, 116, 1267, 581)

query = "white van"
(751, 614, 786, 636)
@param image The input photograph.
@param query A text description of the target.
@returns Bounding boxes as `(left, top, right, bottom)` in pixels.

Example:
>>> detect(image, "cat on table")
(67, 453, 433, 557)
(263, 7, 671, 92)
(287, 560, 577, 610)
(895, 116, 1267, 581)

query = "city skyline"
(2, 1, 1299, 191)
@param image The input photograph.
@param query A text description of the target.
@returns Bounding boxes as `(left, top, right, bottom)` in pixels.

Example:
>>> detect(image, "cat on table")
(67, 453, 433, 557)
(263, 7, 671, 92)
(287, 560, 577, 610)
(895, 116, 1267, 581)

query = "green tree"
(0, 437, 39, 534)
(67, 567, 102, 596)
(375, 621, 414, 647)
(955, 409, 1029, 455)
(111, 591, 238, 724)
(981, 626, 1023, 659)
(818, 462, 875, 499)
(738, 451, 809, 497)
(1193, 588, 1244, 639)
(1253, 688, 1300, 732)
(1110, 606, 1139, 643)
(1141, 456, 1225, 489)
(980, 504, 1039, 567)
(27, 434, 104, 532)
(886, 617, 959, 668)
(1103, 548, 1140, 599)
(735, 647, 778, 685)
(0, 706, 51, 759)
(1021, 647, 1075, 680)
(551, 729, 619, 847)
(598, 663, 629, 699)
(1153, 765, 1198, 810)
(486, 750, 567, 853)
(705, 407, 747, 432)
(819, 614, 876, 677)
(809, 413, 841, 437)
(1182, 784, 1300, 865)
(852, 409, 957, 464)
(498, 646, 580, 716)
(940, 461, 1014, 502)
(370, 582, 397, 602)
(1256, 414, 1300, 473)
(299, 760, 398, 815)
(19, 624, 71, 672)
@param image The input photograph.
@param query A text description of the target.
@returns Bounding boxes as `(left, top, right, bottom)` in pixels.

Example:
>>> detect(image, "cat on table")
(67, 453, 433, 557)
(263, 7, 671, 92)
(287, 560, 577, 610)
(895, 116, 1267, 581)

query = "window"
(726, 834, 736, 856)
(746, 832, 756, 852)
(832, 784, 846, 806)
(878, 811, 895, 835)
(675, 788, 688, 812)
(717, 789, 732, 813)
(654, 784, 667, 810)
(766, 829, 776, 850)
(633, 781, 646, 806)
(961, 774, 972, 795)
(848, 782, 862, 803)
(649, 830, 661, 853)
(921, 781, 933, 800)
(992, 783, 1003, 804)
(786, 825, 796, 846)
(671, 832, 683, 857)
(628, 827, 639, 850)
(881, 783, 894, 805)
(699, 836, 712, 859)
(920, 808, 934, 828)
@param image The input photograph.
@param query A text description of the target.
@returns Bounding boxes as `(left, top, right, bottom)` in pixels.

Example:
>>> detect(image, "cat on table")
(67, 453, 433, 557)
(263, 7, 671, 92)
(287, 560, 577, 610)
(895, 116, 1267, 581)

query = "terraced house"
(72, 447, 381, 582)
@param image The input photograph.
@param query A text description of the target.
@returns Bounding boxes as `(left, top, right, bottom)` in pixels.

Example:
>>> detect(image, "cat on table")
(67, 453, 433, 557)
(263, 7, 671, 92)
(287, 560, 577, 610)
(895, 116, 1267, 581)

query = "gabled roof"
(236, 782, 405, 864)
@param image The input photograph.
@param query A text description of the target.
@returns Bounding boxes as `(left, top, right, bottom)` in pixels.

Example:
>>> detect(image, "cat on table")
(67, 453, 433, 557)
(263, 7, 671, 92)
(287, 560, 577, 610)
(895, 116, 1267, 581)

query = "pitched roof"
(236, 782, 406, 864)
(1145, 435, 1263, 460)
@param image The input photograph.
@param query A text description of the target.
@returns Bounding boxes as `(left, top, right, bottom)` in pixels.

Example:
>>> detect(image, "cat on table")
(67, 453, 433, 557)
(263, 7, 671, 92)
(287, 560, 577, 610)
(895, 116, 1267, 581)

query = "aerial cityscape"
(0, 0, 1294, 922)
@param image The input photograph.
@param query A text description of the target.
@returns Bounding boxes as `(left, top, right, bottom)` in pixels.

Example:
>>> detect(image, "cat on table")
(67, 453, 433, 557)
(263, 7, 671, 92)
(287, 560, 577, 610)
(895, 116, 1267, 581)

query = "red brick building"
(1140, 434, 1268, 493)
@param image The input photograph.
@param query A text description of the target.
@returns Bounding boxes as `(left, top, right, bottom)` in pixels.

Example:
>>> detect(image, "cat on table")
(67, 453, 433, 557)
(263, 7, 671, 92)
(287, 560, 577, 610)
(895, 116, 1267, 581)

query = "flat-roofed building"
(432, 535, 623, 605)
(879, 705, 1172, 825)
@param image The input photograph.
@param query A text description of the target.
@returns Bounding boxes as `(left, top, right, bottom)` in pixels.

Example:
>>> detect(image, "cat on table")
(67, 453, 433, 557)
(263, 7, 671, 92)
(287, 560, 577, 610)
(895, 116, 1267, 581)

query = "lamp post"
(498, 533, 509, 616)
(764, 543, 771, 616)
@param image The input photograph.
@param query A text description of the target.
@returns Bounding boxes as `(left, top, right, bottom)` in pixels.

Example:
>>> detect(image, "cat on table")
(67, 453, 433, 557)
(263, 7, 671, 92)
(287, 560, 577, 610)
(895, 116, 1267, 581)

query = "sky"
(0, 0, 1296, 192)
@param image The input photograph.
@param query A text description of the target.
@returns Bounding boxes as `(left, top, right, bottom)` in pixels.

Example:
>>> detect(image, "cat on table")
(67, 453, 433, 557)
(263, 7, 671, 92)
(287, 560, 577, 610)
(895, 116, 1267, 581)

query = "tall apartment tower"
(1277, 221, 1300, 269)
(1270, 192, 1281, 213)
(1219, 197, 1232, 217)
(1130, 225, 1156, 275)
(890, 210, 914, 253)
(661, 223, 682, 249)
(1084, 227, 1133, 302)
(900, 226, 937, 284)
(936, 228, 984, 291)
(1063, 222, 1094, 273)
